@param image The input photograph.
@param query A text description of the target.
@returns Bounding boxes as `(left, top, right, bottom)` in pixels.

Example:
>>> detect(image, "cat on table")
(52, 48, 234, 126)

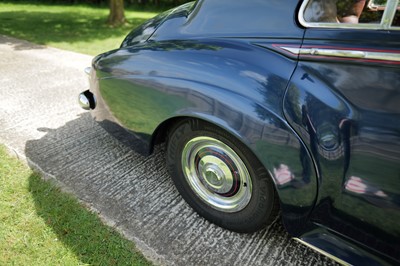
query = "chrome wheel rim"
(181, 136, 252, 212)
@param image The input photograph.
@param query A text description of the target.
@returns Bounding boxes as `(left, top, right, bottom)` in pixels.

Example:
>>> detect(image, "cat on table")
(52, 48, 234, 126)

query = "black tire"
(166, 119, 279, 233)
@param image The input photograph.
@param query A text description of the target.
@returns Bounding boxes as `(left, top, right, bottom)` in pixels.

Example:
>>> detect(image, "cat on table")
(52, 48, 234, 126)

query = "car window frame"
(298, 0, 400, 30)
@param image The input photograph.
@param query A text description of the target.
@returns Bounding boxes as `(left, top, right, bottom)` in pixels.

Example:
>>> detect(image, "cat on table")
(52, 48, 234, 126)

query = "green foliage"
(0, 145, 151, 265)
(0, 2, 160, 55)
(6, 0, 193, 8)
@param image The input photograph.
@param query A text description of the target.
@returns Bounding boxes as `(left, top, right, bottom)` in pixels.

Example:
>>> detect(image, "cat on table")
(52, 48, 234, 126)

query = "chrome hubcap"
(182, 136, 252, 212)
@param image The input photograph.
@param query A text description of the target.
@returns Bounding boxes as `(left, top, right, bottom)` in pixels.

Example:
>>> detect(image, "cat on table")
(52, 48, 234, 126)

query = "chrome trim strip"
(298, 0, 400, 31)
(363, 50, 400, 61)
(279, 46, 301, 55)
(280, 46, 400, 62)
(293, 238, 350, 266)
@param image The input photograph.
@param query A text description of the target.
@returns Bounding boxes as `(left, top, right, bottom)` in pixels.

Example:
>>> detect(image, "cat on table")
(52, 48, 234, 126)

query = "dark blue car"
(79, 0, 400, 264)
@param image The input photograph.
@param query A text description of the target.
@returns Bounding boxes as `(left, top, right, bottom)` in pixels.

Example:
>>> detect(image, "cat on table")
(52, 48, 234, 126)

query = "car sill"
(293, 238, 350, 266)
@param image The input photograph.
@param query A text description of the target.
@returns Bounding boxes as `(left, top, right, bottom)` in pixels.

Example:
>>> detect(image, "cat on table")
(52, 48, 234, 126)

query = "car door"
(283, 0, 400, 262)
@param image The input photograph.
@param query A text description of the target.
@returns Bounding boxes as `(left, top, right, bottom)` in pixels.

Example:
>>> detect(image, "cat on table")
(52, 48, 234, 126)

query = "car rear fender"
(93, 41, 318, 235)
(151, 88, 318, 236)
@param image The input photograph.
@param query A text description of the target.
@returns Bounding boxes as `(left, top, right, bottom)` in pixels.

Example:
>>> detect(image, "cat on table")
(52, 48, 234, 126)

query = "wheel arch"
(151, 108, 318, 236)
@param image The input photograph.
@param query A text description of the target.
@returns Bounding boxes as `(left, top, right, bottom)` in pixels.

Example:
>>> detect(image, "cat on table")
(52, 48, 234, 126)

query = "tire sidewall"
(167, 119, 278, 233)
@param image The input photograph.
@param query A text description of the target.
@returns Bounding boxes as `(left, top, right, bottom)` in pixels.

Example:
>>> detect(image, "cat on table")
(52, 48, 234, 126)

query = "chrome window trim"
(298, 0, 400, 31)
(382, 0, 399, 28)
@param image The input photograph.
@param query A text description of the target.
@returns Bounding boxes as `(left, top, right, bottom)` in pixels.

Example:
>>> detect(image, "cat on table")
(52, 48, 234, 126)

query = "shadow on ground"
(1, 35, 47, 51)
(24, 113, 337, 266)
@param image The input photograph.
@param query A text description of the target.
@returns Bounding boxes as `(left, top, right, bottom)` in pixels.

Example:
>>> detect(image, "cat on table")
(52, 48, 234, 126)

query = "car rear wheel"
(166, 119, 279, 233)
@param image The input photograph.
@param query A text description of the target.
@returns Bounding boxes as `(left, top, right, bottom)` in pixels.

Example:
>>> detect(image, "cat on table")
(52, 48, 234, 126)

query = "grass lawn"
(0, 2, 162, 55)
(0, 145, 151, 265)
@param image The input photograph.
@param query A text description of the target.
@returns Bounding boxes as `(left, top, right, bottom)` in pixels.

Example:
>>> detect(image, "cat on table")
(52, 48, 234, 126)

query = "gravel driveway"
(0, 35, 337, 266)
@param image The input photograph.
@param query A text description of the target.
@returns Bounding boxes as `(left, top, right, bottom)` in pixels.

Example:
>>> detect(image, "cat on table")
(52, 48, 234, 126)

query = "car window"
(393, 3, 400, 26)
(359, 0, 387, 23)
(300, 0, 400, 29)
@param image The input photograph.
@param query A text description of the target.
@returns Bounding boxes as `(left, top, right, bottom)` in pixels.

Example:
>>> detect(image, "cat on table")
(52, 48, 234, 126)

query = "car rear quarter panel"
(92, 39, 318, 235)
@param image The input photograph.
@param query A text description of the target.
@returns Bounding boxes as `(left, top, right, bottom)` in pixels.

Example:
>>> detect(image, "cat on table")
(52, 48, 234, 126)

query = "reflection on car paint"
(82, 0, 400, 264)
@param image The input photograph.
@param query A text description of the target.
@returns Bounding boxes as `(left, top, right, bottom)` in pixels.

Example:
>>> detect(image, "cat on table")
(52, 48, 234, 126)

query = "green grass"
(0, 2, 161, 55)
(0, 145, 151, 265)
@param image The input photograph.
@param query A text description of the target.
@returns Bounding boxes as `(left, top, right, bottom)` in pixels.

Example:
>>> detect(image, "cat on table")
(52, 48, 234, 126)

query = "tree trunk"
(108, 0, 126, 27)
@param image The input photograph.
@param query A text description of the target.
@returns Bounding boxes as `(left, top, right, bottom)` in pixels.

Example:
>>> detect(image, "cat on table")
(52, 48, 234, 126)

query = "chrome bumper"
(79, 67, 96, 110)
